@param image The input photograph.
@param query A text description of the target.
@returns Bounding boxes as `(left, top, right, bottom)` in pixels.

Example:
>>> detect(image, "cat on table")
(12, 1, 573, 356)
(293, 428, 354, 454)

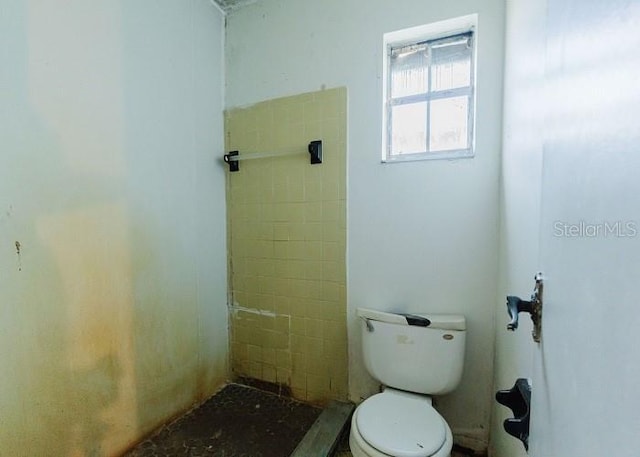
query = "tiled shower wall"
(225, 88, 347, 403)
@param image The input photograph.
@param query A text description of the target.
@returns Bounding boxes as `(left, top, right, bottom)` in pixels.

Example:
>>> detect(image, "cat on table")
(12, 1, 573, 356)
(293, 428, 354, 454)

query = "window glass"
(391, 102, 427, 155)
(430, 38, 472, 92)
(390, 45, 429, 98)
(429, 96, 469, 152)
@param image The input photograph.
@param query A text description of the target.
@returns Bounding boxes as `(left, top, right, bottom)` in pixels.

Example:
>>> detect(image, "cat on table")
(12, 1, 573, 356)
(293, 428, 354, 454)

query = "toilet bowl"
(349, 388, 453, 457)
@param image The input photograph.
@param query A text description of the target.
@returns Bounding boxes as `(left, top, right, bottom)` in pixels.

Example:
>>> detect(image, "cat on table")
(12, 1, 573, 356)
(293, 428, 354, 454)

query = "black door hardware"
(506, 273, 543, 342)
(495, 378, 531, 450)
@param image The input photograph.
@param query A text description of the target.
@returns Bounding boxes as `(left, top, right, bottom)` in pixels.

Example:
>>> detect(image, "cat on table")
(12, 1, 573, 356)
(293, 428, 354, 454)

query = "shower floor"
(125, 383, 321, 457)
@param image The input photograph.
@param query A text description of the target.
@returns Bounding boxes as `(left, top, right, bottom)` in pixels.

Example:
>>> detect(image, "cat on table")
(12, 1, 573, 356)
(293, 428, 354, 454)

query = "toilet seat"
(355, 390, 447, 457)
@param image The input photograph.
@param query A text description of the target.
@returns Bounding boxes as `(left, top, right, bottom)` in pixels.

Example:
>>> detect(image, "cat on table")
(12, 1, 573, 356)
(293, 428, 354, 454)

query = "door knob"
(506, 296, 533, 330)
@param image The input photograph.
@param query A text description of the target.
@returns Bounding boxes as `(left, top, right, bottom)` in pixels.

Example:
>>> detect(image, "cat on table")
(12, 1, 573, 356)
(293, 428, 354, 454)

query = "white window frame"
(382, 15, 478, 163)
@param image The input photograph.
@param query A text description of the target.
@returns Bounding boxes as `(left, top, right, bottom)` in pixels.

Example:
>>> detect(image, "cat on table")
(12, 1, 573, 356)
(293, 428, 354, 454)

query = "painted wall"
(490, 0, 546, 455)
(0, 1, 227, 455)
(225, 88, 347, 404)
(225, 0, 505, 449)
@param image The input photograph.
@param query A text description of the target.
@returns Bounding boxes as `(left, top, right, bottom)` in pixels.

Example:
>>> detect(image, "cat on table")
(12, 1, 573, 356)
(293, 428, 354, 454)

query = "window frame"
(382, 16, 478, 163)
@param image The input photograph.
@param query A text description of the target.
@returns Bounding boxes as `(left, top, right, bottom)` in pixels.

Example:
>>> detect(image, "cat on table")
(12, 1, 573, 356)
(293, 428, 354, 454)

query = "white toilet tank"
(358, 308, 466, 395)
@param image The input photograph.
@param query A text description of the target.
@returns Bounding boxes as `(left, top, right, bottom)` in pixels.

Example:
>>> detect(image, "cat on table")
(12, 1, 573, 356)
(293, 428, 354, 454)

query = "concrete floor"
(124, 383, 320, 457)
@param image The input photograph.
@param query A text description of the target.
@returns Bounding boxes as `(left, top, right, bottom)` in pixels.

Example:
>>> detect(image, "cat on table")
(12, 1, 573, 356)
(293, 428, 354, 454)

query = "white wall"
(226, 0, 505, 449)
(491, 0, 546, 455)
(0, 1, 227, 455)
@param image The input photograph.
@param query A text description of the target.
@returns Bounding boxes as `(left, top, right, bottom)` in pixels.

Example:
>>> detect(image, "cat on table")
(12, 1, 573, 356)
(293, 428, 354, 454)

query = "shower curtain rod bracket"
(308, 140, 322, 165)
(223, 151, 239, 172)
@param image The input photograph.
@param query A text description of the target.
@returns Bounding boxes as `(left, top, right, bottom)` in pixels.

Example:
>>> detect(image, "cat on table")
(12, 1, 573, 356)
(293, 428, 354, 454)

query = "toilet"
(349, 308, 466, 457)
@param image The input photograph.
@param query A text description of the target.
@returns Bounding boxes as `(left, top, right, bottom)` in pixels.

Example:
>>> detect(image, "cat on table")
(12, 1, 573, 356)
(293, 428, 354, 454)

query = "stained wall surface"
(0, 1, 228, 455)
(225, 88, 347, 403)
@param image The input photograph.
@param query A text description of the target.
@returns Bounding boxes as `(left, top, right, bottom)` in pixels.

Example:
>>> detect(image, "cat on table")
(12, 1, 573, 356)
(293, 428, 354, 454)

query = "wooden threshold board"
(290, 400, 354, 457)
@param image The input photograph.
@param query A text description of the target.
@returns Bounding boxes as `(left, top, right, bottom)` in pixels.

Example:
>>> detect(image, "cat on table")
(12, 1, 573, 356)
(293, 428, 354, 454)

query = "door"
(531, 1, 640, 455)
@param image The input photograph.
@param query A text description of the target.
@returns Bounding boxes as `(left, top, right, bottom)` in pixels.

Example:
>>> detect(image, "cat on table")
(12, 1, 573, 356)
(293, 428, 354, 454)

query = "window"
(383, 19, 476, 162)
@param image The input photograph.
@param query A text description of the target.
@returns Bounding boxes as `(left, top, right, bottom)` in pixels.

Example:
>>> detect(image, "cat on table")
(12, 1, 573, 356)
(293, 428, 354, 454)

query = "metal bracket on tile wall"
(308, 140, 322, 164)
(223, 150, 239, 172)
(223, 140, 323, 172)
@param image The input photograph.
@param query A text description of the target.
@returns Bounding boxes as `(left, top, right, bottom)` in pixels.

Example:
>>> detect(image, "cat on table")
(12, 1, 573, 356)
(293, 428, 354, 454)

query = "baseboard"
(234, 375, 292, 397)
(452, 428, 488, 455)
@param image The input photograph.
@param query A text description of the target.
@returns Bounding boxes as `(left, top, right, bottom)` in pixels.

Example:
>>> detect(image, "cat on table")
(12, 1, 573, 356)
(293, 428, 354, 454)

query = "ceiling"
(212, 0, 258, 12)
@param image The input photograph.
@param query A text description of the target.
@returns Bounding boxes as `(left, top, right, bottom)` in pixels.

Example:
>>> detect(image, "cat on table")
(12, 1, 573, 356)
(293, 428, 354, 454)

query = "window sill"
(382, 149, 475, 163)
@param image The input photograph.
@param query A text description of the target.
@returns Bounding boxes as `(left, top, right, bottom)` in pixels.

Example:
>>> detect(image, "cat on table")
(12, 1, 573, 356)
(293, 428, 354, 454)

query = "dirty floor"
(125, 383, 321, 457)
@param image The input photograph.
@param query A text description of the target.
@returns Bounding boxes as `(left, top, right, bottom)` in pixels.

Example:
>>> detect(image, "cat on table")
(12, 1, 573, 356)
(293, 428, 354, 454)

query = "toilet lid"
(356, 392, 446, 457)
